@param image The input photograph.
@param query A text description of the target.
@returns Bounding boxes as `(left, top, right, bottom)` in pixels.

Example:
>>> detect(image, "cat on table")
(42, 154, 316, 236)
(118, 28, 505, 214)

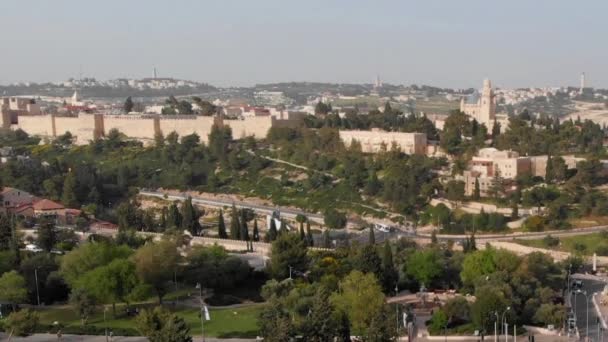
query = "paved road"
(141, 190, 608, 245)
(424, 225, 608, 243)
(140, 190, 326, 224)
(571, 275, 606, 341)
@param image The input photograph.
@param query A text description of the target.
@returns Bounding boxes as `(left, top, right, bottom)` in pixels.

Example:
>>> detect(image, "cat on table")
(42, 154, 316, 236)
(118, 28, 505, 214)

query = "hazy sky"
(1, 0, 607, 88)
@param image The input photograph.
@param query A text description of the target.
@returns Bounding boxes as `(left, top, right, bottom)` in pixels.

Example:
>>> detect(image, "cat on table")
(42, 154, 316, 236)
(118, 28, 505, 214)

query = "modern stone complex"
(460, 148, 583, 196)
(339, 129, 427, 155)
(1, 97, 301, 145)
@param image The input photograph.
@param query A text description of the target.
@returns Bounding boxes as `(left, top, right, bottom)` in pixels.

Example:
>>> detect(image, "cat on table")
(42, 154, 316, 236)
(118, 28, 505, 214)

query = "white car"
(25, 244, 43, 253)
(374, 223, 392, 233)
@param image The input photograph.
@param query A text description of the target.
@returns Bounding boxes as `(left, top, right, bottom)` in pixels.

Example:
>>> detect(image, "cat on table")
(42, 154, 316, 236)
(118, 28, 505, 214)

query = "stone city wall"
(13, 113, 299, 145)
(158, 115, 217, 144)
(224, 116, 279, 141)
(54, 114, 99, 144)
(16, 114, 55, 137)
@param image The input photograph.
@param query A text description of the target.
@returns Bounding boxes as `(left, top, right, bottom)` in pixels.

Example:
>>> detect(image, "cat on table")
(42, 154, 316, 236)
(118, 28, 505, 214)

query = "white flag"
(203, 306, 210, 321)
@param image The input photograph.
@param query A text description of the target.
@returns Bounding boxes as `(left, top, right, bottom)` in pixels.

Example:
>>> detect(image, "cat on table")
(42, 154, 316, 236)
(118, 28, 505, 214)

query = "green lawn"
(413, 96, 459, 114)
(515, 231, 608, 256)
(34, 303, 263, 338)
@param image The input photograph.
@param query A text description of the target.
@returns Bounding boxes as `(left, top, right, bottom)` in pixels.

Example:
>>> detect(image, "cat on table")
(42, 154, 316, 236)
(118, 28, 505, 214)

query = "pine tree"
(473, 178, 481, 200)
(218, 209, 227, 239)
(267, 218, 278, 242)
(302, 287, 338, 340)
(299, 222, 305, 241)
(306, 221, 313, 247)
(252, 219, 260, 241)
(229, 204, 240, 240)
(124, 96, 134, 113)
(369, 226, 376, 245)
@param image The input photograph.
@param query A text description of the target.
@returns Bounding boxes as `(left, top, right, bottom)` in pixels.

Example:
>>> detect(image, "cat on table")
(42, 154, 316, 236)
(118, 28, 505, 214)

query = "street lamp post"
(104, 306, 108, 342)
(34, 268, 40, 306)
(196, 282, 205, 342)
(174, 270, 178, 305)
(494, 311, 499, 342)
(395, 283, 399, 337)
(501, 307, 510, 342)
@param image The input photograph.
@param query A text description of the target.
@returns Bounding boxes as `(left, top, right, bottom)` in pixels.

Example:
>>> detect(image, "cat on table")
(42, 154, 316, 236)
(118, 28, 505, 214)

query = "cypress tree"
(0, 213, 11, 250)
(473, 178, 481, 200)
(299, 222, 305, 241)
(61, 171, 79, 208)
(167, 202, 182, 229)
(267, 218, 278, 242)
(381, 241, 398, 292)
(322, 230, 331, 248)
(252, 219, 260, 241)
(240, 211, 249, 241)
(545, 153, 554, 183)
(470, 234, 477, 251)
(230, 204, 240, 240)
(160, 207, 167, 230)
(218, 209, 227, 239)
(181, 197, 198, 235)
(511, 203, 519, 219)
(306, 221, 313, 247)
(10, 215, 20, 267)
(369, 226, 375, 245)
(337, 311, 351, 342)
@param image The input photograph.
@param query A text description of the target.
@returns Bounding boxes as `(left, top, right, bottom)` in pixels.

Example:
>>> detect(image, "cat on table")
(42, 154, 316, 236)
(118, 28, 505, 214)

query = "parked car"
(24, 244, 43, 253)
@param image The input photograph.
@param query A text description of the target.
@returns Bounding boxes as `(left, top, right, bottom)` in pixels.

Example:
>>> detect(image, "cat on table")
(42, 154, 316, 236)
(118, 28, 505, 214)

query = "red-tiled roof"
(64, 208, 82, 216)
(32, 199, 64, 211)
